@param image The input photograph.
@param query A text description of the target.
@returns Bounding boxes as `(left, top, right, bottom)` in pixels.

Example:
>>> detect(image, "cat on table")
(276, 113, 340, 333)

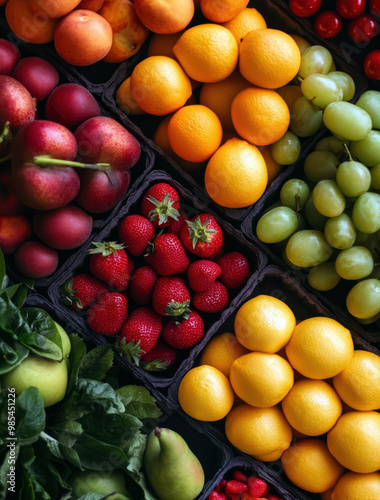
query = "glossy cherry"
(314, 11, 343, 38)
(336, 0, 366, 19)
(348, 13, 379, 44)
(364, 49, 380, 79)
(289, 0, 321, 17)
(370, 0, 380, 18)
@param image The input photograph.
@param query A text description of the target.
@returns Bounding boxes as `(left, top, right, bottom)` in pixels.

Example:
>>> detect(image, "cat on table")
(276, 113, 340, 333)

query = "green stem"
(0, 122, 12, 145)
(343, 143, 353, 162)
(34, 155, 111, 171)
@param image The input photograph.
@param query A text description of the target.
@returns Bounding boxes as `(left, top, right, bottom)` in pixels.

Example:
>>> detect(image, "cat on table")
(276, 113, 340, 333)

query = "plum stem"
(0, 121, 12, 145)
(33, 155, 111, 171)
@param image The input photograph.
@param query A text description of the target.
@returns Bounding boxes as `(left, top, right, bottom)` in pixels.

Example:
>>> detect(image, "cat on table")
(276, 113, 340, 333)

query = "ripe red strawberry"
(192, 281, 229, 313)
(129, 265, 157, 305)
(60, 273, 108, 310)
(87, 292, 128, 335)
(152, 276, 191, 320)
(217, 251, 250, 289)
(118, 214, 155, 256)
(88, 241, 130, 291)
(144, 233, 190, 276)
(208, 492, 227, 500)
(180, 213, 223, 258)
(162, 310, 204, 349)
(247, 477, 269, 498)
(140, 340, 177, 370)
(141, 182, 180, 228)
(187, 259, 222, 292)
(166, 210, 187, 235)
(225, 480, 248, 495)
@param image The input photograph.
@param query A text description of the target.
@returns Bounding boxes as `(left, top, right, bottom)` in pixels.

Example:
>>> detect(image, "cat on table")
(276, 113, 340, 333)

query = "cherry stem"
(0, 122, 12, 145)
(33, 155, 111, 171)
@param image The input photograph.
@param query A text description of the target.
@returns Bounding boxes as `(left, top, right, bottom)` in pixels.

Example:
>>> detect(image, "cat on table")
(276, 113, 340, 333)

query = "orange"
(177, 365, 234, 421)
(130, 55, 192, 116)
(222, 7, 267, 46)
(332, 350, 380, 411)
(200, 0, 249, 23)
(204, 137, 267, 208)
(234, 294, 296, 353)
(225, 404, 293, 461)
(147, 31, 183, 58)
(281, 439, 345, 493)
(276, 85, 303, 112)
(239, 28, 301, 89)
(285, 317, 354, 379)
(199, 70, 252, 131)
(327, 410, 380, 473)
(199, 332, 250, 378)
(331, 472, 380, 500)
(173, 24, 238, 83)
(258, 146, 283, 183)
(167, 104, 223, 162)
(133, 0, 194, 35)
(281, 378, 342, 436)
(116, 77, 145, 116)
(231, 87, 290, 146)
(230, 352, 294, 407)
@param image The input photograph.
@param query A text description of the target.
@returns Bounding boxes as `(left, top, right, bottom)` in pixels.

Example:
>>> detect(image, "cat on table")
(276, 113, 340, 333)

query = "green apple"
(68, 469, 131, 499)
(54, 321, 71, 357)
(2, 354, 69, 407)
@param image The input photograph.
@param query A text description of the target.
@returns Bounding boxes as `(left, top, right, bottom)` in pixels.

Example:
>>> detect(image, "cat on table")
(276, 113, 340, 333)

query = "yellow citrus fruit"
(332, 349, 380, 411)
(225, 403, 293, 461)
(199, 70, 252, 131)
(116, 77, 145, 116)
(331, 472, 380, 500)
(199, 332, 250, 378)
(290, 33, 312, 54)
(285, 317, 354, 379)
(234, 294, 296, 353)
(204, 137, 267, 208)
(327, 410, 380, 473)
(281, 439, 345, 493)
(173, 24, 238, 83)
(178, 365, 234, 421)
(147, 31, 183, 58)
(257, 145, 283, 183)
(321, 488, 334, 500)
(239, 28, 301, 89)
(200, 0, 249, 23)
(230, 352, 294, 407)
(276, 84, 303, 112)
(231, 87, 290, 146)
(221, 7, 267, 45)
(130, 55, 192, 116)
(167, 104, 223, 162)
(281, 378, 342, 436)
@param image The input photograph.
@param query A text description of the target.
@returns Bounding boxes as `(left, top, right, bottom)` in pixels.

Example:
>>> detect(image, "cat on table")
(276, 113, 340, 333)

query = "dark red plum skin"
(0, 39, 21, 75)
(0, 167, 28, 215)
(12, 56, 60, 101)
(0, 75, 36, 132)
(14, 240, 59, 278)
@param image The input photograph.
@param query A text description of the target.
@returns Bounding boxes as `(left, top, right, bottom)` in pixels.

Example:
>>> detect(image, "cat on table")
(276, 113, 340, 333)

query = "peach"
(27, 0, 82, 18)
(76, 0, 104, 11)
(0, 214, 32, 254)
(134, 0, 195, 34)
(99, 0, 149, 63)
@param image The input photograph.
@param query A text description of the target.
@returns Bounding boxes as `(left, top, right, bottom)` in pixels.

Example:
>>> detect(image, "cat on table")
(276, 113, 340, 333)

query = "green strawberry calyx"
(88, 241, 125, 257)
(165, 300, 191, 324)
(140, 357, 170, 371)
(186, 216, 217, 249)
(147, 192, 180, 225)
(115, 338, 145, 366)
(60, 278, 83, 309)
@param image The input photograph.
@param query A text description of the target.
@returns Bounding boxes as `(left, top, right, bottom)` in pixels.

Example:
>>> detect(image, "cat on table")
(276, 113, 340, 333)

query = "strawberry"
(140, 340, 177, 370)
(88, 241, 130, 291)
(118, 214, 155, 257)
(192, 281, 229, 313)
(187, 259, 222, 292)
(119, 306, 162, 362)
(208, 492, 228, 500)
(141, 182, 180, 228)
(144, 233, 190, 276)
(232, 471, 248, 483)
(152, 276, 191, 320)
(215, 479, 228, 493)
(162, 310, 204, 349)
(180, 213, 223, 258)
(60, 273, 108, 310)
(129, 265, 157, 305)
(217, 251, 250, 289)
(166, 210, 187, 235)
(225, 480, 248, 495)
(247, 477, 269, 498)
(87, 292, 128, 335)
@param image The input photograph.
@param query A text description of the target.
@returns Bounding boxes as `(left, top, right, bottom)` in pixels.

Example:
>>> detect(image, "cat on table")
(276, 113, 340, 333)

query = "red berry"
(247, 476, 269, 498)
(267, 495, 285, 500)
(364, 49, 380, 79)
(129, 265, 157, 305)
(192, 281, 229, 313)
(370, 0, 380, 18)
(225, 479, 248, 494)
(141, 182, 180, 228)
(336, 0, 366, 19)
(187, 259, 222, 292)
(216, 251, 250, 289)
(314, 10, 343, 38)
(208, 492, 227, 500)
(232, 470, 248, 483)
(348, 13, 379, 44)
(215, 478, 228, 492)
(289, 0, 321, 17)
(118, 214, 154, 257)
(87, 292, 128, 335)
(162, 310, 204, 349)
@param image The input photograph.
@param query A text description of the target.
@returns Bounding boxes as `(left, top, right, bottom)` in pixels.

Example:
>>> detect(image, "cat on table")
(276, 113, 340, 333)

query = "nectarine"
(134, 0, 194, 34)
(0, 214, 32, 254)
(28, 0, 82, 18)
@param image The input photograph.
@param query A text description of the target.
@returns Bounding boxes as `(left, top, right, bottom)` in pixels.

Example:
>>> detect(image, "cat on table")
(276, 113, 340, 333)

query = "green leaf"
(73, 433, 130, 470)
(15, 387, 45, 444)
(100, 494, 131, 500)
(0, 332, 29, 375)
(77, 494, 107, 500)
(40, 432, 83, 470)
(79, 413, 142, 448)
(66, 335, 87, 396)
(116, 386, 162, 421)
(13, 284, 30, 309)
(0, 283, 20, 300)
(78, 344, 114, 381)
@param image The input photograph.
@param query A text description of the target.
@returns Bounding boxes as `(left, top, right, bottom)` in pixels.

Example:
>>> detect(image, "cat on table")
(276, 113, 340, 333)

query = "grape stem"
(343, 143, 353, 162)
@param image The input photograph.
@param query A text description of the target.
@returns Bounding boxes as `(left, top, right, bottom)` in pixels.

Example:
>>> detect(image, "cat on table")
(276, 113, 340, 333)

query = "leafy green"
(15, 387, 45, 444)
(117, 386, 163, 421)
(78, 344, 114, 381)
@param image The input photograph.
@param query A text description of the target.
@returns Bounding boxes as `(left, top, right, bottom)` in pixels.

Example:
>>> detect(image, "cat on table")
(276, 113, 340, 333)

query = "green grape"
(304, 196, 328, 230)
(270, 131, 301, 165)
(350, 130, 380, 167)
(352, 192, 380, 233)
(301, 73, 343, 109)
(335, 246, 374, 280)
(261, 200, 283, 216)
(336, 160, 371, 197)
(355, 90, 380, 129)
(298, 45, 333, 78)
(285, 229, 333, 267)
(280, 178, 310, 211)
(324, 213, 356, 249)
(289, 96, 324, 137)
(314, 135, 348, 154)
(327, 71, 355, 101)
(346, 279, 380, 319)
(307, 262, 341, 291)
(356, 311, 380, 325)
(255, 206, 299, 243)
(312, 180, 346, 217)
(323, 101, 372, 141)
(371, 165, 380, 190)
(303, 150, 339, 183)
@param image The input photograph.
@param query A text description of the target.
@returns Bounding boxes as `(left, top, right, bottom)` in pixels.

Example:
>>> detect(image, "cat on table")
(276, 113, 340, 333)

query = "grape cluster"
(256, 44, 380, 324)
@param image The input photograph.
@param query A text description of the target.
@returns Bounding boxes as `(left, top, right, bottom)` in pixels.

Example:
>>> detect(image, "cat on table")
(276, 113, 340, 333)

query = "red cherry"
(364, 49, 380, 79)
(370, 0, 380, 18)
(289, 0, 322, 17)
(314, 11, 343, 38)
(336, 0, 366, 19)
(348, 13, 379, 44)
